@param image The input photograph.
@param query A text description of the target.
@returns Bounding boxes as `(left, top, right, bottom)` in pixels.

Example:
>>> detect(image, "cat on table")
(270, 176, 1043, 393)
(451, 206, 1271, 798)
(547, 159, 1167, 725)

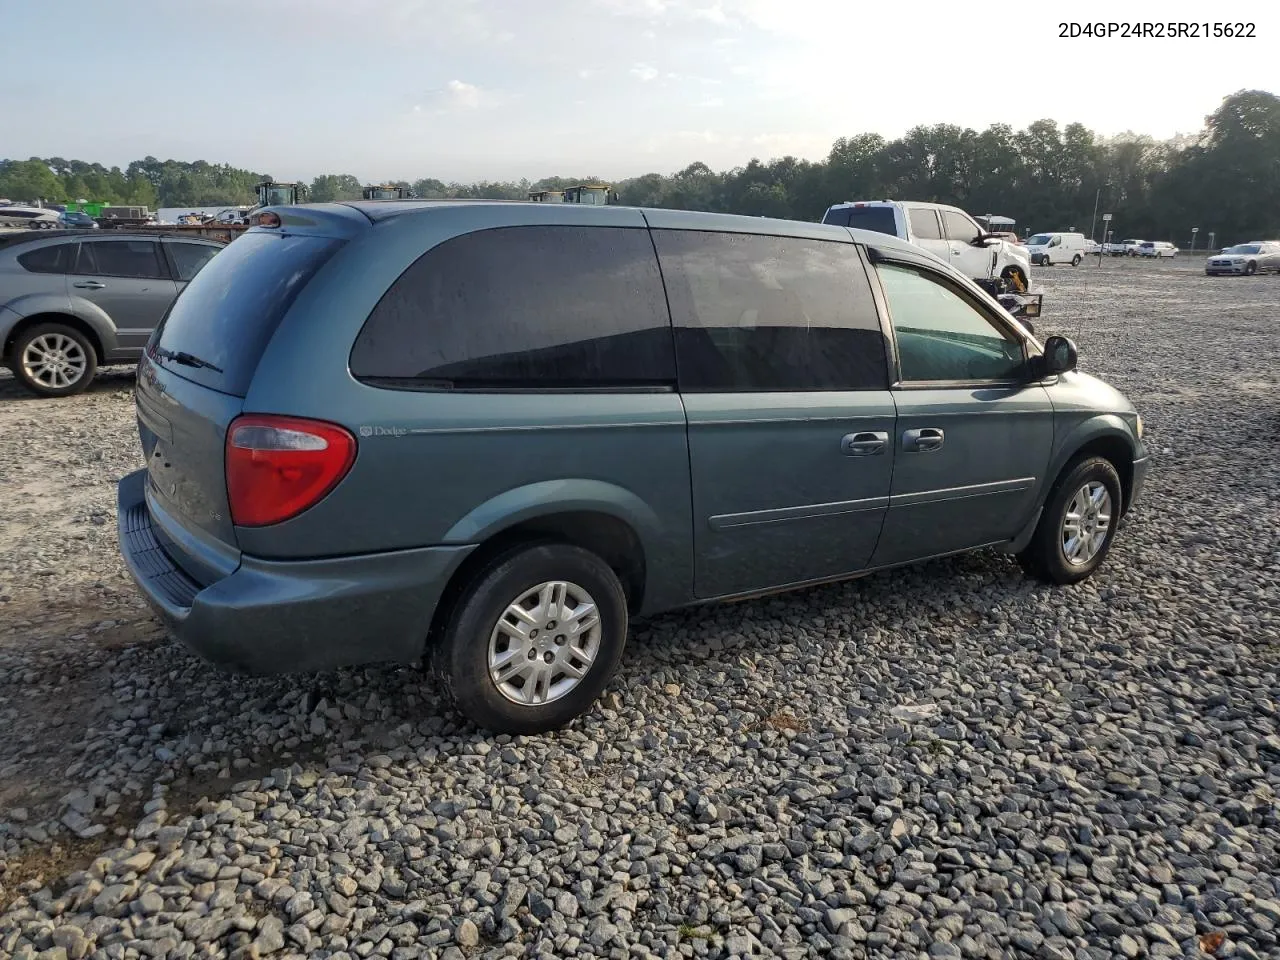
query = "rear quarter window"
(166, 241, 221, 281)
(349, 225, 675, 389)
(151, 231, 342, 396)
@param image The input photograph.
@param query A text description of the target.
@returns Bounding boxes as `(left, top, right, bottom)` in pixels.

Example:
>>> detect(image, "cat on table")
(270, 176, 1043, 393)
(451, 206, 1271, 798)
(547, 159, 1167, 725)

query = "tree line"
(2, 89, 1276, 245)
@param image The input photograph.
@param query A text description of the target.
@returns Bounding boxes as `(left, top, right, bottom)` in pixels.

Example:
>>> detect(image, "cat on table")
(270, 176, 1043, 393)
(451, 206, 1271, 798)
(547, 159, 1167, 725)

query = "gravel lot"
(1, 256, 1278, 960)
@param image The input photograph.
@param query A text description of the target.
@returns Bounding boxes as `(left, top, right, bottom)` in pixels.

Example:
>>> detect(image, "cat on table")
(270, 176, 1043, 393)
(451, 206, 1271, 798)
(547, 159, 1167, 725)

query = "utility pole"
(1089, 188, 1100, 242)
(1099, 213, 1112, 266)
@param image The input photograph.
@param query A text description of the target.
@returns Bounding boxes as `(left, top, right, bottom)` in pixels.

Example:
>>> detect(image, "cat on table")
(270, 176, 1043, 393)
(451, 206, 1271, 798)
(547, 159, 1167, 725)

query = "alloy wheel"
(21, 333, 88, 390)
(487, 580, 602, 706)
(1060, 481, 1113, 566)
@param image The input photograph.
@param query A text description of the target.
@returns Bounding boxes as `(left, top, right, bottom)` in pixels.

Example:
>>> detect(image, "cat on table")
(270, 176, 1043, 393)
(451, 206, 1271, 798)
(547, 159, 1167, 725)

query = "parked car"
(1023, 232, 1088, 266)
(1115, 238, 1144, 256)
(0, 231, 224, 396)
(59, 211, 100, 229)
(1205, 241, 1280, 275)
(1138, 241, 1178, 258)
(1103, 239, 1132, 256)
(1083, 239, 1102, 255)
(117, 201, 1149, 734)
(820, 200, 1033, 292)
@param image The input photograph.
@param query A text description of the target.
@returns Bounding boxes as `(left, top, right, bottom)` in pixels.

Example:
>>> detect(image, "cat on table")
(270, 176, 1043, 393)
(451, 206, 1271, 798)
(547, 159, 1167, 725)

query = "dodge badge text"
(1058, 22, 1256, 38)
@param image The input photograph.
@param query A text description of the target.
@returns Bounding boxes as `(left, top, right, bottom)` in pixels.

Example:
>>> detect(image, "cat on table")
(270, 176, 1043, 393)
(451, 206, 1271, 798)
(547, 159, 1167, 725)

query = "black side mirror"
(1041, 335, 1078, 375)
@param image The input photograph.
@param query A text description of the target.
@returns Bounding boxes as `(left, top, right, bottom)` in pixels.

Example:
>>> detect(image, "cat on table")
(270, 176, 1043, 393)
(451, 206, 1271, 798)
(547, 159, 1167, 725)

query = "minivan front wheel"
(1018, 457, 1122, 585)
(12, 323, 98, 397)
(434, 543, 628, 733)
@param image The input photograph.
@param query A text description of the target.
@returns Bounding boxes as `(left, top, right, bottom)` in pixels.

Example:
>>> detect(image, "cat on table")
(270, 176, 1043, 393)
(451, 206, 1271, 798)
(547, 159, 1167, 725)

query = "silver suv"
(0, 230, 222, 396)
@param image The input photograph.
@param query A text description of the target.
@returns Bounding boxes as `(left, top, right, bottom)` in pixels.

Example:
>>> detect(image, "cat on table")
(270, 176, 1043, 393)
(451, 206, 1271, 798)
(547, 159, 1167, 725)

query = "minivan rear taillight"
(225, 415, 356, 526)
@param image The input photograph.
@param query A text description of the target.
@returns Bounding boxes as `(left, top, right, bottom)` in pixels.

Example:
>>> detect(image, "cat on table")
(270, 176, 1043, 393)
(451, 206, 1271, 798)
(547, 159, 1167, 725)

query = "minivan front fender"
(1048, 413, 1141, 509)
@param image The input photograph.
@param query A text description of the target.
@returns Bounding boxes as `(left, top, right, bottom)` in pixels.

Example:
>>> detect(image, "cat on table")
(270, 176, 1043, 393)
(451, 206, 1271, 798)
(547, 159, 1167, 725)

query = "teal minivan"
(118, 201, 1149, 733)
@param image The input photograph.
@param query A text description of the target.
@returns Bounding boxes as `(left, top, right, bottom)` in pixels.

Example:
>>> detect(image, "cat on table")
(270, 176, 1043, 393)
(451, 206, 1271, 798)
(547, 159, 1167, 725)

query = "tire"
(1245, 261, 1257, 276)
(1042, 256, 1052, 267)
(432, 543, 629, 734)
(1071, 254, 1082, 267)
(1018, 456, 1123, 586)
(10, 322, 98, 397)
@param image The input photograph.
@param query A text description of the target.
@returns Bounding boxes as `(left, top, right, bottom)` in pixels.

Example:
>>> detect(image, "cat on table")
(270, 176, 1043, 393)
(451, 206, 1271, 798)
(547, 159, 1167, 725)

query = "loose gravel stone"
(1, 262, 1279, 959)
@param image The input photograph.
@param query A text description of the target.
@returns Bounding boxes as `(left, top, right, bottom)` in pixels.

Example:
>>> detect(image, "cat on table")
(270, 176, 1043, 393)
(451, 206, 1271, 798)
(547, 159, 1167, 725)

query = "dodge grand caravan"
(118, 201, 1149, 733)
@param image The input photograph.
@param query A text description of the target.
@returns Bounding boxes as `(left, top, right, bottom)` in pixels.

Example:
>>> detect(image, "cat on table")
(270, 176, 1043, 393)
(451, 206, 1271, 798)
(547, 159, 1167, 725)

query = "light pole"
(1190, 227, 1199, 253)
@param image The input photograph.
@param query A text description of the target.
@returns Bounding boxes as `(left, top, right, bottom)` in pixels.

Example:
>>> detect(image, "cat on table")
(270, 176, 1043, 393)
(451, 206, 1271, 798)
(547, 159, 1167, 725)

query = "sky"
(3, 0, 1277, 183)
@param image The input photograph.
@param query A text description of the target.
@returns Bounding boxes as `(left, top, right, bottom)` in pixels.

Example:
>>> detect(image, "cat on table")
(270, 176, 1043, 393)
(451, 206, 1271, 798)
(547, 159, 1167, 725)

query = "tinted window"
(842, 206, 898, 236)
(942, 211, 980, 243)
(350, 225, 675, 388)
(167, 242, 220, 281)
(17, 243, 71, 274)
(877, 263, 1024, 383)
(654, 230, 887, 392)
(152, 231, 342, 396)
(908, 208, 942, 240)
(77, 240, 166, 279)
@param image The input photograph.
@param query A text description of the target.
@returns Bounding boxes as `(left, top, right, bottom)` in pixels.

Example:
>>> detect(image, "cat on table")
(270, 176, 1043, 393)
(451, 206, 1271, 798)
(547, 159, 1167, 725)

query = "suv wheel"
(1018, 456, 1123, 585)
(433, 543, 628, 733)
(11, 323, 98, 397)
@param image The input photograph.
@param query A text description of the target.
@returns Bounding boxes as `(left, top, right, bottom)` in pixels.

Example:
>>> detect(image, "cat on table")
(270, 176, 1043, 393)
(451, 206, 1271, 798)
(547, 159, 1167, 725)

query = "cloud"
(595, 0, 669, 17)
(630, 64, 660, 82)
(445, 79, 482, 108)
(578, 68, 593, 79)
(413, 79, 492, 114)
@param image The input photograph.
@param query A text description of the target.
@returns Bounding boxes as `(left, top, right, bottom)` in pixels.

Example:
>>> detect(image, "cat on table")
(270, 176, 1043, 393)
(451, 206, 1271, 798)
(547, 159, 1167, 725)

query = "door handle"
(73, 281, 106, 289)
(903, 427, 945, 453)
(841, 431, 888, 456)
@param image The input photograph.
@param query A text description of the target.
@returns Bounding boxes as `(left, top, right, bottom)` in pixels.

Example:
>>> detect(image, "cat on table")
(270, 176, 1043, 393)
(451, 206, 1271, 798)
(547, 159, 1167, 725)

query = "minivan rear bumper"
(118, 469, 475, 674)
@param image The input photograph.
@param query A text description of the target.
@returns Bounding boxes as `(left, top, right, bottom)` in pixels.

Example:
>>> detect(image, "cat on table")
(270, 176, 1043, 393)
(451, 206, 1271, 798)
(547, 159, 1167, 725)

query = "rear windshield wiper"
(155, 347, 223, 374)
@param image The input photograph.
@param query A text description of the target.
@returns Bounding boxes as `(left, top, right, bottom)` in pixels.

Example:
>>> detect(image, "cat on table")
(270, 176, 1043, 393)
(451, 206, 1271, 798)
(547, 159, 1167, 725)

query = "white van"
(1138, 241, 1178, 258)
(1023, 232, 1088, 266)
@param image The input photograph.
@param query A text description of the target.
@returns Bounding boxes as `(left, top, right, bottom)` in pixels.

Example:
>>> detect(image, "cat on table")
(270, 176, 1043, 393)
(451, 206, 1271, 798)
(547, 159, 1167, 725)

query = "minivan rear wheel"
(11, 323, 98, 397)
(433, 543, 628, 733)
(1018, 456, 1122, 585)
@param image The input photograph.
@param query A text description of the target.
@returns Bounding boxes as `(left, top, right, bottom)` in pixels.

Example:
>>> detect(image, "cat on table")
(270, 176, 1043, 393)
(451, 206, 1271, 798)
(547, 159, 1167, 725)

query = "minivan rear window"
(823, 206, 898, 237)
(150, 232, 342, 396)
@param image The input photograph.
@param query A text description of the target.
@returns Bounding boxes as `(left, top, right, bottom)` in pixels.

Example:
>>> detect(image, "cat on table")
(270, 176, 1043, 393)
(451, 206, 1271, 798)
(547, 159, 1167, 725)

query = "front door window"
(877, 263, 1025, 383)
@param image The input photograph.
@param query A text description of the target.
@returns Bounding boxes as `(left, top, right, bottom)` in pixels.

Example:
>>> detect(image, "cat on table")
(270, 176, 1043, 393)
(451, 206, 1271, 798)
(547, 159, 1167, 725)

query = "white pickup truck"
(821, 199, 1041, 324)
(822, 200, 1033, 292)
